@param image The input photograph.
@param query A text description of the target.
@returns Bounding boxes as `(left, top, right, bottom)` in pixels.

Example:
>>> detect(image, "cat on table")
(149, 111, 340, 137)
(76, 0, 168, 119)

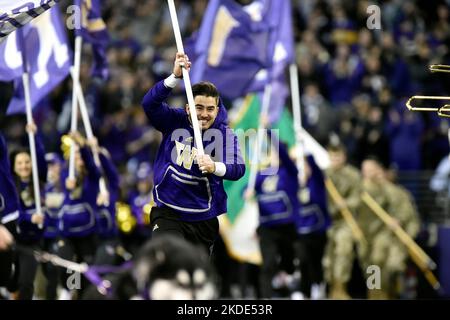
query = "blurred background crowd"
(1, 0, 450, 300)
(3, 0, 450, 196)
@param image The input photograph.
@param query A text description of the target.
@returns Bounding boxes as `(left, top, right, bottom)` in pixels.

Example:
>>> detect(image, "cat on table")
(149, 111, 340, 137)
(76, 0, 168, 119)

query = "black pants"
(150, 207, 219, 256)
(295, 232, 327, 297)
(257, 223, 297, 298)
(16, 240, 40, 300)
(94, 237, 122, 266)
(57, 235, 96, 297)
(0, 250, 14, 287)
(0, 221, 17, 288)
(41, 238, 60, 300)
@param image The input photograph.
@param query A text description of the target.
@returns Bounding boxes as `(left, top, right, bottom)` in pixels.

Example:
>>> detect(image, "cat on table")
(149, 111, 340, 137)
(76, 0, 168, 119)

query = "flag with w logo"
(220, 93, 330, 264)
(187, 0, 295, 264)
(0, 0, 61, 42)
(0, 6, 71, 114)
(188, 0, 294, 123)
(74, 0, 109, 79)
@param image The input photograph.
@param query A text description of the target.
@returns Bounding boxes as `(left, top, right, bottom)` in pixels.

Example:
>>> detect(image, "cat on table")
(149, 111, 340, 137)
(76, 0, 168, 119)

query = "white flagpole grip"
(69, 36, 83, 180)
(22, 73, 43, 228)
(70, 68, 109, 204)
(289, 63, 305, 186)
(167, 0, 204, 155)
(247, 84, 272, 193)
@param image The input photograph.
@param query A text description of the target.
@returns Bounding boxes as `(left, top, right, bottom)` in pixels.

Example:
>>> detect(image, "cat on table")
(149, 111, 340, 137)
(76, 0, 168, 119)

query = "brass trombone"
(405, 64, 450, 117)
(405, 95, 450, 112)
(437, 104, 450, 118)
(429, 64, 450, 73)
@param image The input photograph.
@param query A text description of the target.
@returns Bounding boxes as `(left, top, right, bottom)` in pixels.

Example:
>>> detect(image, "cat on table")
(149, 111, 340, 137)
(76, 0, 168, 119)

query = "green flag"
(220, 93, 296, 264)
(224, 94, 296, 223)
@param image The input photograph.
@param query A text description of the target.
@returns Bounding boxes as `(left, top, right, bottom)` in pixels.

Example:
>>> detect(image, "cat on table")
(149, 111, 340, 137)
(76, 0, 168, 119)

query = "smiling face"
(14, 152, 32, 181)
(137, 179, 152, 194)
(329, 150, 346, 170)
(186, 95, 219, 130)
(361, 159, 383, 182)
(74, 149, 85, 173)
(47, 162, 62, 183)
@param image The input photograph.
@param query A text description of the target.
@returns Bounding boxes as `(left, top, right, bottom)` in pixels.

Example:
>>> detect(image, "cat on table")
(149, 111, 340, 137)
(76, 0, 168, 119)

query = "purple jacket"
(96, 152, 119, 239)
(15, 135, 48, 242)
(60, 147, 100, 237)
(142, 80, 245, 222)
(44, 181, 63, 239)
(296, 155, 331, 234)
(255, 139, 298, 227)
(0, 133, 19, 230)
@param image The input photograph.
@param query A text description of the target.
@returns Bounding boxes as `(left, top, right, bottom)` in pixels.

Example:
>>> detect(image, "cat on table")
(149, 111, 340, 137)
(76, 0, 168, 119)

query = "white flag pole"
(70, 68, 109, 205)
(18, 27, 43, 228)
(448, 128, 450, 150)
(22, 73, 43, 227)
(246, 84, 272, 193)
(289, 63, 305, 186)
(68, 35, 83, 181)
(167, 0, 204, 155)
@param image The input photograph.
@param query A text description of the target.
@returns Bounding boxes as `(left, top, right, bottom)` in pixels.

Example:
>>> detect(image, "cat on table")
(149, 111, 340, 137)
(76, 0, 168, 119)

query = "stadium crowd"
(1, 0, 450, 300)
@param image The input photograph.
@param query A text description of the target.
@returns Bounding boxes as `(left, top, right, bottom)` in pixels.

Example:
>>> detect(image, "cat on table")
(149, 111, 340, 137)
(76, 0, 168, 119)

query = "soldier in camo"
(323, 144, 361, 299)
(358, 157, 420, 299)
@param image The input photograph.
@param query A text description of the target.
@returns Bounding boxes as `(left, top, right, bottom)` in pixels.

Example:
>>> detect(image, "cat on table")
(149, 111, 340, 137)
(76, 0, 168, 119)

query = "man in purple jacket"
(0, 132, 19, 288)
(141, 52, 245, 254)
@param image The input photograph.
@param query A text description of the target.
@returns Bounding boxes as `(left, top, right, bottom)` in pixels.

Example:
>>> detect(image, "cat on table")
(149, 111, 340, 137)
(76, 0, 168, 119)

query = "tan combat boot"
(367, 289, 389, 300)
(329, 282, 351, 300)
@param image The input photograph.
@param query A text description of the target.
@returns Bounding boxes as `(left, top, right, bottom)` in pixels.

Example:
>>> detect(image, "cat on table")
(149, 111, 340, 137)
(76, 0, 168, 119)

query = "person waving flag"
(0, 0, 61, 42)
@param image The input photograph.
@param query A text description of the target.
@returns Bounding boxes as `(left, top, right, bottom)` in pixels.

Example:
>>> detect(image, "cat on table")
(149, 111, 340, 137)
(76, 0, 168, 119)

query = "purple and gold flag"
(189, 0, 294, 112)
(186, 0, 295, 264)
(0, 6, 71, 114)
(74, 0, 109, 79)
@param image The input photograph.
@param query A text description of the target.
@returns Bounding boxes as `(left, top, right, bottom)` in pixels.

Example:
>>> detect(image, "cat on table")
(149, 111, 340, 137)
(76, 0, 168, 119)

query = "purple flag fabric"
(74, 0, 109, 79)
(188, 0, 294, 110)
(0, 0, 61, 42)
(0, 6, 71, 114)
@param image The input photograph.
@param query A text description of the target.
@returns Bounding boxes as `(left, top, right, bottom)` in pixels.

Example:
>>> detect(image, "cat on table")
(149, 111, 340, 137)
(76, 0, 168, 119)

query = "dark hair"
(327, 143, 347, 154)
(363, 155, 385, 168)
(133, 235, 212, 286)
(10, 147, 37, 202)
(192, 81, 219, 104)
(83, 235, 216, 300)
(10, 147, 31, 176)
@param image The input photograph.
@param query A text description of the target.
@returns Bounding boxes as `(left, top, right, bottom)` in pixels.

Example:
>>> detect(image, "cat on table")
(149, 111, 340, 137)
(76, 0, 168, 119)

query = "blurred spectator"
(302, 82, 336, 146)
(386, 101, 424, 171)
(430, 154, 450, 197)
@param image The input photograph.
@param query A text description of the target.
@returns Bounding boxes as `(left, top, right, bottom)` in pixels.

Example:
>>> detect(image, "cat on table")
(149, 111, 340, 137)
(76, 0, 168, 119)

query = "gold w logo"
(175, 141, 198, 170)
(262, 175, 279, 193)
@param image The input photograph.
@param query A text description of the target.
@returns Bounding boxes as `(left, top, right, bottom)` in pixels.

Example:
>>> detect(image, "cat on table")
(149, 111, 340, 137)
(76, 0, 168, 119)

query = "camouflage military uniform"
(358, 180, 420, 299)
(323, 164, 361, 299)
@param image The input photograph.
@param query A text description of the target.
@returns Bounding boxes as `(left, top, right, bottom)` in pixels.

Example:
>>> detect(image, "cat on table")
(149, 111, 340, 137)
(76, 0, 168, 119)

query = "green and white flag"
(220, 93, 330, 264)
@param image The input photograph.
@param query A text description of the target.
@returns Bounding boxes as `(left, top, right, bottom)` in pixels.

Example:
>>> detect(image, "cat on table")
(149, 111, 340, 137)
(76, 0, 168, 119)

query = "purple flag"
(0, 6, 71, 114)
(0, 0, 61, 42)
(74, 0, 109, 80)
(188, 0, 294, 109)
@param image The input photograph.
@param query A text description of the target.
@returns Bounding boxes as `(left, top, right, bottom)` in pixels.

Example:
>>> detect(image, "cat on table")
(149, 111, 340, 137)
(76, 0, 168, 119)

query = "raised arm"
(306, 154, 324, 183)
(80, 146, 101, 182)
(274, 134, 298, 177)
(34, 134, 48, 183)
(142, 53, 191, 133)
(99, 150, 120, 193)
(25, 122, 47, 183)
(0, 133, 7, 163)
